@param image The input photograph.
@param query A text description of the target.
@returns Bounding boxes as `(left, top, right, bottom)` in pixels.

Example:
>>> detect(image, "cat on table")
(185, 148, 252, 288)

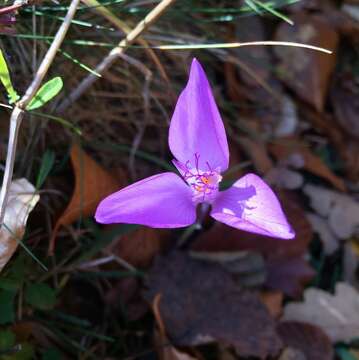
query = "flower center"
(179, 153, 222, 203)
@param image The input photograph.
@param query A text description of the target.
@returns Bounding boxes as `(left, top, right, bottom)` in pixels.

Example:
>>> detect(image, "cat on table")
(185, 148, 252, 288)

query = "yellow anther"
(201, 176, 209, 185)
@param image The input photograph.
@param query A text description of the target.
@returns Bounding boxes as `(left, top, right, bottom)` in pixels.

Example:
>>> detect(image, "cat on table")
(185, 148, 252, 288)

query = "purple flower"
(95, 59, 295, 239)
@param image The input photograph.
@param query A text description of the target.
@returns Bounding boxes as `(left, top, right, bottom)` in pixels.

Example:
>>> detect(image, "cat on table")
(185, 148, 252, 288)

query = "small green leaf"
(26, 77, 63, 111)
(0, 290, 16, 324)
(25, 283, 57, 310)
(36, 150, 55, 189)
(0, 49, 20, 104)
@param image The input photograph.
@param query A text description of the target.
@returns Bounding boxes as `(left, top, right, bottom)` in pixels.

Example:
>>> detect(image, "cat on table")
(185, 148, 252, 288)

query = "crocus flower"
(95, 59, 295, 240)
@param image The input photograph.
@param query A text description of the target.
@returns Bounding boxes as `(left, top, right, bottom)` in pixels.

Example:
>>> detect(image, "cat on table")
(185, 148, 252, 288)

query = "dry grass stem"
(56, 0, 176, 113)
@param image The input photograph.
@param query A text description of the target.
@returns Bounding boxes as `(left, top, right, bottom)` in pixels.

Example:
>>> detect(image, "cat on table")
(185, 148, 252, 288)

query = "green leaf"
(36, 150, 55, 189)
(0, 330, 15, 352)
(26, 77, 63, 111)
(0, 49, 20, 104)
(0, 290, 16, 324)
(25, 283, 57, 310)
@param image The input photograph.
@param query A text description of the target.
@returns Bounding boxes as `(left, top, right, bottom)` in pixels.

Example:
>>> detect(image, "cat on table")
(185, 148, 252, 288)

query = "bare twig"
(56, 0, 176, 113)
(0, 0, 81, 227)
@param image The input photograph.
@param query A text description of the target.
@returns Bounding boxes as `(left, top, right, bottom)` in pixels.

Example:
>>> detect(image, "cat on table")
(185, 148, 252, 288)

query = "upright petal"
(210, 173, 295, 239)
(169, 58, 229, 171)
(95, 172, 196, 228)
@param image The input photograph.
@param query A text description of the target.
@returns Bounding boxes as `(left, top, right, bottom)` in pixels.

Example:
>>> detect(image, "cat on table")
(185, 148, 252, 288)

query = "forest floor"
(0, 0, 359, 359)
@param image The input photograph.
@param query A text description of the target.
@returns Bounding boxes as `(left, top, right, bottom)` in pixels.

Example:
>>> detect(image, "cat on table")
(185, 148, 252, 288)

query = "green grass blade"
(251, 0, 294, 24)
(0, 49, 20, 104)
(3, 223, 48, 271)
(36, 150, 56, 189)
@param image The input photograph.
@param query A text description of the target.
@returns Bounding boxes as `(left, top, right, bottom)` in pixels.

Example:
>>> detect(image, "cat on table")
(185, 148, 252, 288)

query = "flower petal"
(95, 172, 196, 228)
(211, 173, 295, 239)
(169, 58, 229, 172)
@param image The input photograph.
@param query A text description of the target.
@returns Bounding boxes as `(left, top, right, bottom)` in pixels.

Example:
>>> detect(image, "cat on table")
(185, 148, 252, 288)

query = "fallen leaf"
(278, 347, 306, 360)
(269, 140, 346, 191)
(189, 250, 266, 287)
(0, 179, 40, 272)
(217, 346, 237, 360)
(342, 4, 359, 22)
(302, 105, 359, 181)
(274, 14, 338, 111)
(331, 72, 359, 140)
(306, 212, 339, 255)
(304, 184, 359, 239)
(192, 191, 314, 298)
(343, 242, 359, 291)
(238, 137, 273, 174)
(144, 252, 282, 359)
(265, 257, 315, 298)
(260, 291, 283, 318)
(283, 282, 359, 342)
(277, 321, 334, 360)
(274, 95, 299, 138)
(152, 294, 199, 360)
(265, 167, 304, 190)
(107, 226, 165, 268)
(49, 144, 121, 254)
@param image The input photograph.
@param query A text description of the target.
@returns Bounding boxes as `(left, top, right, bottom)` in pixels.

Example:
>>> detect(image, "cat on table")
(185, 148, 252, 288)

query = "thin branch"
(0, 0, 81, 227)
(56, 0, 176, 113)
(18, 0, 81, 108)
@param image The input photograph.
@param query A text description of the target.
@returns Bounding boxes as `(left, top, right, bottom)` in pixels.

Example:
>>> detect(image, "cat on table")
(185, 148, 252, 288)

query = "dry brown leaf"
(260, 291, 283, 319)
(49, 144, 121, 254)
(108, 226, 165, 268)
(302, 106, 359, 181)
(278, 321, 334, 360)
(269, 141, 346, 191)
(0, 179, 39, 272)
(331, 73, 359, 140)
(239, 137, 273, 174)
(278, 347, 306, 360)
(190, 250, 266, 287)
(274, 14, 338, 112)
(283, 283, 359, 342)
(265, 257, 315, 298)
(152, 294, 199, 360)
(144, 252, 283, 359)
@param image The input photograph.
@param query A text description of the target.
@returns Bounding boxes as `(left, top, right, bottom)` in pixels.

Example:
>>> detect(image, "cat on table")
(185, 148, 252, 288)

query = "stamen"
(178, 153, 222, 203)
